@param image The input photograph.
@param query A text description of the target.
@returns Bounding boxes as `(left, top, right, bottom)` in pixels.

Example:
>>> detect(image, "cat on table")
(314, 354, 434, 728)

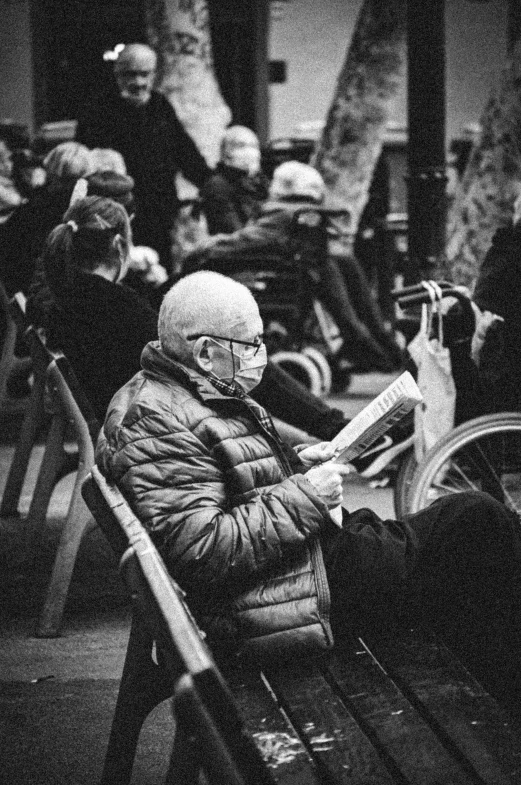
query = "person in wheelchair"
(199, 125, 269, 236)
(183, 161, 403, 383)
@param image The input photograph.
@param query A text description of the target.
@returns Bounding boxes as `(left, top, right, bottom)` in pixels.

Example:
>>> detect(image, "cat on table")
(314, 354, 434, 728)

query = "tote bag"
(407, 297, 456, 461)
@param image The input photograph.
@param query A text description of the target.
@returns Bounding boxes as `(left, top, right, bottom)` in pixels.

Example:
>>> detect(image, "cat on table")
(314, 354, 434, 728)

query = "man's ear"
(192, 337, 213, 372)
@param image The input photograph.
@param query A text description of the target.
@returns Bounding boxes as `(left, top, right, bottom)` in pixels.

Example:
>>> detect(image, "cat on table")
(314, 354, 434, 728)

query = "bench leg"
(36, 451, 94, 637)
(165, 719, 202, 785)
(101, 617, 174, 785)
(23, 414, 67, 556)
(0, 317, 18, 408)
(0, 373, 47, 517)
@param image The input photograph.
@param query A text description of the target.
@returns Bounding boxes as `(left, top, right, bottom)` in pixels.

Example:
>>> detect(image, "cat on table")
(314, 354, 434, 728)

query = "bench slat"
(366, 628, 521, 785)
(327, 639, 476, 784)
(228, 662, 322, 784)
(265, 662, 396, 784)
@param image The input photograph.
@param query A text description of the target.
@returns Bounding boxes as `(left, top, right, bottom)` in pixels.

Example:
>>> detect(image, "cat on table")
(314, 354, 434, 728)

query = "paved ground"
(0, 372, 397, 785)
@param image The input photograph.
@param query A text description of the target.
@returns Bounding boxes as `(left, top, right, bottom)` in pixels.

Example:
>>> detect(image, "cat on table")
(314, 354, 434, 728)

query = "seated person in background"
(28, 170, 165, 334)
(32, 196, 158, 424)
(473, 185, 521, 414)
(86, 169, 167, 292)
(199, 125, 269, 235)
(0, 141, 92, 295)
(88, 147, 127, 177)
(30, 194, 349, 441)
(184, 161, 402, 376)
(96, 269, 521, 721)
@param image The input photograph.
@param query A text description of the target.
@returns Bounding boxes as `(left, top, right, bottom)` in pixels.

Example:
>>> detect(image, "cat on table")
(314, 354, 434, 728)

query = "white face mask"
(208, 338, 267, 393)
(233, 344, 268, 392)
(223, 147, 261, 176)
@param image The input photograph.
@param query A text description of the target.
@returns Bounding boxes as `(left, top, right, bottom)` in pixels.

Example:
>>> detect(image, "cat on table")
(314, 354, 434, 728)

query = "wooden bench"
(1, 299, 100, 636)
(82, 466, 521, 785)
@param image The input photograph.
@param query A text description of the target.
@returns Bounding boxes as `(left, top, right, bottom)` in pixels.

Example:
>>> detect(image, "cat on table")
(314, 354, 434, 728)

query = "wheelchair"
(189, 206, 350, 397)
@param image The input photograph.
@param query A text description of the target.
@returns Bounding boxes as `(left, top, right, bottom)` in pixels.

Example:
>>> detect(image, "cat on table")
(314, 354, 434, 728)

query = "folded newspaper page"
(330, 371, 422, 464)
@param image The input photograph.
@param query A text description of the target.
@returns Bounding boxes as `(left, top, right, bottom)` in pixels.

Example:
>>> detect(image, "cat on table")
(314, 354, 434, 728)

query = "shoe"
(352, 421, 414, 478)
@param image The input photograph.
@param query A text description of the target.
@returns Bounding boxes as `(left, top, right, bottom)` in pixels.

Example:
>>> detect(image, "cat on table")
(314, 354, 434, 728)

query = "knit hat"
(87, 170, 135, 214)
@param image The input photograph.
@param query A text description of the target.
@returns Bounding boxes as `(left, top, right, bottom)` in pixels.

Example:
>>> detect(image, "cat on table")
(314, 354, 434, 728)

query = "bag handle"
(421, 280, 445, 344)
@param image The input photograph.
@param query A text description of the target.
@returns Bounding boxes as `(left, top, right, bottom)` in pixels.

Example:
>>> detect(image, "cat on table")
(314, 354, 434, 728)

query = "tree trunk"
(145, 0, 231, 260)
(313, 0, 406, 238)
(145, 0, 231, 173)
(445, 7, 521, 287)
(444, 67, 521, 286)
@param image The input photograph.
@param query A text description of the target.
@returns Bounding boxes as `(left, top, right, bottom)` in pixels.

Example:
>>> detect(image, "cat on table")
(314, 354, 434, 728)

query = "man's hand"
(298, 441, 337, 467)
(305, 461, 352, 509)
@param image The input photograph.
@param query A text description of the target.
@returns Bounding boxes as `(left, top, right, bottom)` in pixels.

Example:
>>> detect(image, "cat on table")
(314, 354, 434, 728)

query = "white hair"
(89, 148, 127, 176)
(114, 43, 157, 72)
(158, 271, 259, 361)
(44, 142, 92, 184)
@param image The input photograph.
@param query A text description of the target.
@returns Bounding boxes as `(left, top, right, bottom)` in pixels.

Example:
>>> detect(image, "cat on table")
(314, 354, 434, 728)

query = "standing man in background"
(76, 43, 212, 271)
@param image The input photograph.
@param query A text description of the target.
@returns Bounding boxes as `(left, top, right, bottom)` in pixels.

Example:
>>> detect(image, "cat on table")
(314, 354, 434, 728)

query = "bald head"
(114, 44, 157, 106)
(158, 271, 261, 363)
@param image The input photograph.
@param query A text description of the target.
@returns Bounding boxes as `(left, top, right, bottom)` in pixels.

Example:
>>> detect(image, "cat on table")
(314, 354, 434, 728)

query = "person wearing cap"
(75, 43, 212, 272)
(184, 160, 402, 379)
(199, 125, 269, 235)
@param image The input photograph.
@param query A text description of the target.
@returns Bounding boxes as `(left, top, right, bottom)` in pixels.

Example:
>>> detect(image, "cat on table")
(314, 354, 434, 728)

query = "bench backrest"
(12, 308, 101, 445)
(82, 466, 274, 784)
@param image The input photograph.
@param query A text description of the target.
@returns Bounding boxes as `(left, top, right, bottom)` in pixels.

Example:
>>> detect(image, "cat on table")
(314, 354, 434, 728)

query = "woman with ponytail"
(32, 195, 158, 423)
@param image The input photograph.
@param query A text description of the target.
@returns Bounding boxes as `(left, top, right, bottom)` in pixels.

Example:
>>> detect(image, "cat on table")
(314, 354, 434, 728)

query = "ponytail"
(42, 221, 78, 291)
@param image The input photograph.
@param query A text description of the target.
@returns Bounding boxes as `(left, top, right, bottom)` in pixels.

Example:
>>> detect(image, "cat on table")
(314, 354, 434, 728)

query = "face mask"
(224, 147, 261, 176)
(207, 338, 267, 393)
(233, 344, 268, 393)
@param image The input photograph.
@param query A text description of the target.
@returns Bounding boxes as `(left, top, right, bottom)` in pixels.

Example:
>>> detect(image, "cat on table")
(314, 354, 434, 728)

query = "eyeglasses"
(187, 333, 264, 358)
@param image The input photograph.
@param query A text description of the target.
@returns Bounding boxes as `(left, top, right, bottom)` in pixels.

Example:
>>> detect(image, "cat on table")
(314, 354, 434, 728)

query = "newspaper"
(330, 371, 422, 464)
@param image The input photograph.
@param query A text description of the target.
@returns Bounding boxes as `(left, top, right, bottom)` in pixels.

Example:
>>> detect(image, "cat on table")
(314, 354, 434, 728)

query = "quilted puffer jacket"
(96, 341, 335, 659)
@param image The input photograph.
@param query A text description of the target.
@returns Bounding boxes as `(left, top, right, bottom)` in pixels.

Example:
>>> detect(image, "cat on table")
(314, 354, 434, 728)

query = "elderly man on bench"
(96, 270, 521, 721)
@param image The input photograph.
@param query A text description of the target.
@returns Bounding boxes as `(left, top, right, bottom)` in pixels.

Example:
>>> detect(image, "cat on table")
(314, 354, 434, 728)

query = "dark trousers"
(323, 491, 521, 714)
(318, 254, 400, 371)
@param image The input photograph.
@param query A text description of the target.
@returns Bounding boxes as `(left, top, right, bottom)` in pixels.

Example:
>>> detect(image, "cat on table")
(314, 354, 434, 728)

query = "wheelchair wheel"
(393, 447, 417, 518)
(407, 412, 521, 517)
(302, 346, 332, 396)
(270, 351, 323, 397)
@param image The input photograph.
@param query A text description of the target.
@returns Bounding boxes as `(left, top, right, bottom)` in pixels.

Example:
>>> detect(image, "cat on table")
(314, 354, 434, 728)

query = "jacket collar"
(140, 341, 232, 403)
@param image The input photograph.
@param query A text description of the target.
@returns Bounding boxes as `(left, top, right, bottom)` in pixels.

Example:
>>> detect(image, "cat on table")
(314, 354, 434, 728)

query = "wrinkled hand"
(305, 461, 352, 509)
(298, 441, 337, 467)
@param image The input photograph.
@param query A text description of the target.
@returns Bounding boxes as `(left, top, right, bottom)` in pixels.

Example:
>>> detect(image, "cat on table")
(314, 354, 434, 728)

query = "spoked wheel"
(408, 412, 521, 517)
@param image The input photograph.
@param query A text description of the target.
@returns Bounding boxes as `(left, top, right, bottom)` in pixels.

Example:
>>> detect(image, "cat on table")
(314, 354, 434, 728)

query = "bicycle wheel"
(408, 412, 521, 516)
(393, 447, 417, 518)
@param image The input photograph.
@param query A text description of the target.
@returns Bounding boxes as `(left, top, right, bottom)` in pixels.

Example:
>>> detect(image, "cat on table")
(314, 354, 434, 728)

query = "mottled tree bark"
(145, 0, 231, 171)
(145, 0, 231, 259)
(444, 67, 521, 287)
(445, 13, 521, 287)
(313, 0, 406, 238)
